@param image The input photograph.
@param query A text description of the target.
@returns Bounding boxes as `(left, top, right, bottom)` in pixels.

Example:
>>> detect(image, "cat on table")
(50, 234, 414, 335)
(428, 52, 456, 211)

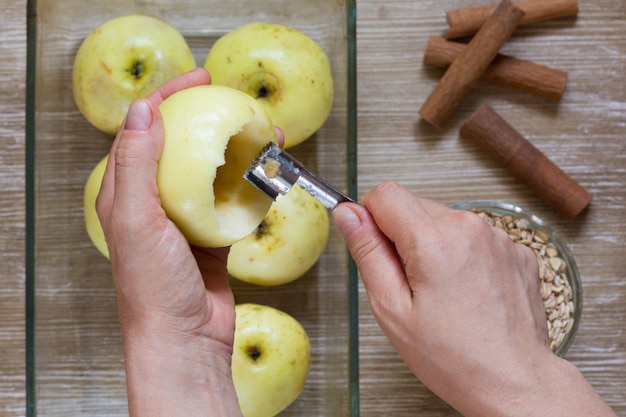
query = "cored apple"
(157, 85, 277, 247)
(84, 85, 277, 253)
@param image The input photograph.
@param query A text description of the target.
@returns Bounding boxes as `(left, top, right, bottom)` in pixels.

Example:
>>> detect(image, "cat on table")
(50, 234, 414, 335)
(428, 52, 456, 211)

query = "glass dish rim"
(24, 0, 359, 415)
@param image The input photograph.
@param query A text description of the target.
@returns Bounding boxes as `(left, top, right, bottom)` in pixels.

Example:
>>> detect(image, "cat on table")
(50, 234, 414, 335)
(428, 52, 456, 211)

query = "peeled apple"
(157, 85, 277, 247)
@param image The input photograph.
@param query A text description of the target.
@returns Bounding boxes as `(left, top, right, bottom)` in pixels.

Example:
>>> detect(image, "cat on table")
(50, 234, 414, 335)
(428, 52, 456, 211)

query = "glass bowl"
(26, 1, 358, 416)
(450, 200, 582, 357)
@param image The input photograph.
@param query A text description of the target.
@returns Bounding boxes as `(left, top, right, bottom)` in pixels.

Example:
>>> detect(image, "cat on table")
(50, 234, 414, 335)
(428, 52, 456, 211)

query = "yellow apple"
(233, 303, 310, 417)
(83, 85, 277, 252)
(204, 22, 334, 149)
(84, 155, 109, 259)
(157, 85, 277, 247)
(227, 184, 329, 286)
(73, 14, 196, 135)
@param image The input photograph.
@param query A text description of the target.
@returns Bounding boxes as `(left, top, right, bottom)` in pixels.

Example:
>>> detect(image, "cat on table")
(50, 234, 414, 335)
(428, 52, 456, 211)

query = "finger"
(361, 182, 451, 266)
(274, 126, 285, 148)
(96, 99, 163, 245)
(107, 99, 165, 238)
(363, 181, 450, 226)
(146, 67, 211, 106)
(332, 202, 412, 315)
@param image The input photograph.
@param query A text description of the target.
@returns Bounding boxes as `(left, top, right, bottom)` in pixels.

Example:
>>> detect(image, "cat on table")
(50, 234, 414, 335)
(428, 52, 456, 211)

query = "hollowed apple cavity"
(212, 123, 275, 233)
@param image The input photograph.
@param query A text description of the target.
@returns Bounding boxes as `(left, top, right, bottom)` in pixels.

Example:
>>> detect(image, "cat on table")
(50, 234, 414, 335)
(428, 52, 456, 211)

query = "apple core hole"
(257, 86, 269, 99)
(247, 345, 262, 361)
(128, 61, 144, 79)
(246, 72, 279, 103)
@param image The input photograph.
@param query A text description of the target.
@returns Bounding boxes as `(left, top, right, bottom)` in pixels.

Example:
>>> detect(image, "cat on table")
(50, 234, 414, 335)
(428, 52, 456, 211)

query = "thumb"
(113, 98, 164, 212)
(98, 98, 166, 237)
(332, 203, 411, 313)
(114, 100, 164, 200)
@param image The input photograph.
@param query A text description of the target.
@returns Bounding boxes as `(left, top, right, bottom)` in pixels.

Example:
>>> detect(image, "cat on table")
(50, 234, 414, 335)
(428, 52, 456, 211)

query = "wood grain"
(2, 0, 626, 416)
(1, 1, 26, 416)
(356, 0, 626, 415)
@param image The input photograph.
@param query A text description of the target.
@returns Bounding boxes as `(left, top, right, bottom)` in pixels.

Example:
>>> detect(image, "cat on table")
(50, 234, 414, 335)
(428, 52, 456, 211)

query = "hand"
(333, 181, 617, 417)
(96, 68, 242, 417)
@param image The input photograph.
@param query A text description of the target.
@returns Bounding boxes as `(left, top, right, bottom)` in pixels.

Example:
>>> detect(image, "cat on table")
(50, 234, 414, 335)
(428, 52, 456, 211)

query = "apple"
(204, 22, 334, 149)
(232, 303, 310, 417)
(73, 14, 196, 135)
(84, 155, 109, 259)
(83, 85, 278, 251)
(157, 84, 277, 247)
(227, 184, 329, 286)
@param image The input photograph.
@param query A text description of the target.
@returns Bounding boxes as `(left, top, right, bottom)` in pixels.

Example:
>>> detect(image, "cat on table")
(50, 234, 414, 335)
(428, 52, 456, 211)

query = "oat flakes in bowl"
(450, 200, 582, 357)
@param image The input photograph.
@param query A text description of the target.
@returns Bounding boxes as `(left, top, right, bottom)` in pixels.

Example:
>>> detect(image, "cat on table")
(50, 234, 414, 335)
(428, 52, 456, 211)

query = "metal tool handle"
(244, 142, 354, 210)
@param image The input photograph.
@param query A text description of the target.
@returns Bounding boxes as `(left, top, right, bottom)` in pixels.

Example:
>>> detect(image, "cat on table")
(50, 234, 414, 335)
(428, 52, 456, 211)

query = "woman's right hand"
(333, 181, 617, 417)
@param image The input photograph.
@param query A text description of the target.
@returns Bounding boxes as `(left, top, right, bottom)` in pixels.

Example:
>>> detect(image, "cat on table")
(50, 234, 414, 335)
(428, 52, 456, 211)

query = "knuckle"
(451, 208, 493, 238)
(349, 233, 383, 265)
(114, 141, 142, 169)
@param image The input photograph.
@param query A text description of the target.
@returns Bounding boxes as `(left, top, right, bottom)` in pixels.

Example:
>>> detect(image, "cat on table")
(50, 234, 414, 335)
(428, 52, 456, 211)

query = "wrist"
(449, 351, 617, 417)
(440, 347, 551, 416)
(118, 303, 241, 417)
(122, 328, 242, 417)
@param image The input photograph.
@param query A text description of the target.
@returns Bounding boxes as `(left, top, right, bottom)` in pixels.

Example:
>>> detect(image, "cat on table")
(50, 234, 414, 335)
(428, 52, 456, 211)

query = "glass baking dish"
(25, 0, 358, 415)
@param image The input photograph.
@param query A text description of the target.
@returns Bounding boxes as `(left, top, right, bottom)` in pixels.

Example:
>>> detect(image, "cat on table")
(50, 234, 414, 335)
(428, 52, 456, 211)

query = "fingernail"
(332, 204, 362, 237)
(125, 99, 152, 131)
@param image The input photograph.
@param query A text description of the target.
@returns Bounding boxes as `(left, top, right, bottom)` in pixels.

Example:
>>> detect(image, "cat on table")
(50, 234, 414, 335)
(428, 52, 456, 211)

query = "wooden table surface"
(2, 0, 625, 416)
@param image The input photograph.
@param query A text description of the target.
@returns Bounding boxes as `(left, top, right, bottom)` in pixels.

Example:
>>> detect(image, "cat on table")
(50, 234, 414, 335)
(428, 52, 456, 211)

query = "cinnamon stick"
(460, 103, 592, 219)
(419, 0, 525, 129)
(445, 0, 579, 39)
(424, 36, 568, 101)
